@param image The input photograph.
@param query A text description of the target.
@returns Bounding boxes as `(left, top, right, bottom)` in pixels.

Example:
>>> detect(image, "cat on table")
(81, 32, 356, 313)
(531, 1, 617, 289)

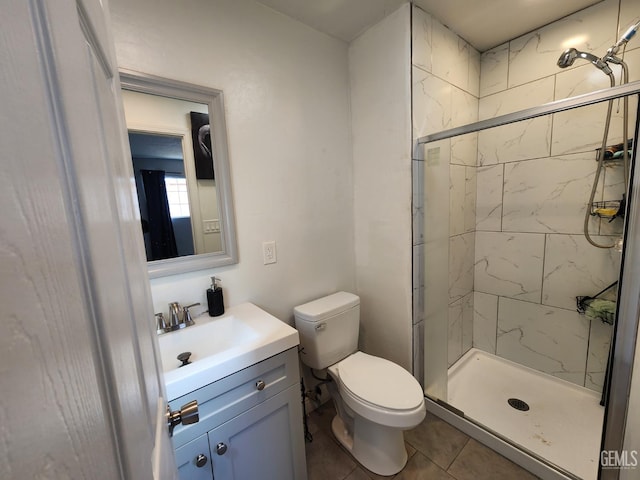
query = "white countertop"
(158, 302, 299, 400)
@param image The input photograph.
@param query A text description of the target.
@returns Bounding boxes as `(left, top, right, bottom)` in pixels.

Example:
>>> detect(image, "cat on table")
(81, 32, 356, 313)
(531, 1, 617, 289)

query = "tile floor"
(305, 402, 540, 480)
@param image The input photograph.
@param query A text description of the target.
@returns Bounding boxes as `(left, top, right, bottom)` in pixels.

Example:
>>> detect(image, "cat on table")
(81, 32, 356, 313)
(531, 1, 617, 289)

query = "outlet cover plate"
(262, 241, 277, 265)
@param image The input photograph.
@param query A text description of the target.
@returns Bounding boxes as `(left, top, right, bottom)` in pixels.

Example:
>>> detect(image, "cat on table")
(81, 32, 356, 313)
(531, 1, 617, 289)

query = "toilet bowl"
(293, 292, 426, 476)
(327, 351, 425, 475)
(329, 351, 426, 428)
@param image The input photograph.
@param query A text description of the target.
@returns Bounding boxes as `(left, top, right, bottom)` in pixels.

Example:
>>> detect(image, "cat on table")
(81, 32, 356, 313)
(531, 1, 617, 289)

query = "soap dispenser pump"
(207, 276, 224, 317)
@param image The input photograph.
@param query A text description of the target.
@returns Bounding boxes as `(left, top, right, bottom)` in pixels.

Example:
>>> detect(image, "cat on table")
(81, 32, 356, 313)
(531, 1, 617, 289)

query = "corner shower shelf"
(595, 139, 634, 163)
(590, 200, 622, 220)
(589, 139, 633, 220)
(577, 281, 618, 325)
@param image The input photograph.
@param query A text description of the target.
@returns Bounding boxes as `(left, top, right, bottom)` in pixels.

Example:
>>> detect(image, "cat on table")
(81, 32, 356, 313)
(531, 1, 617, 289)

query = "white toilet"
(294, 292, 425, 476)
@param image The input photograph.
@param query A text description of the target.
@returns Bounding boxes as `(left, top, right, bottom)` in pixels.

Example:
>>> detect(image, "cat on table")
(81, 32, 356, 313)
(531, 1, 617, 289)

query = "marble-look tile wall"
(413, 0, 638, 395)
(473, 0, 639, 392)
(411, 4, 480, 382)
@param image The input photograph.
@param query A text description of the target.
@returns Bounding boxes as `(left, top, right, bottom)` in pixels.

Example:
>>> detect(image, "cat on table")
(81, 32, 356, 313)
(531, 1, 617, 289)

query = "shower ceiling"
(256, 0, 602, 51)
(415, 0, 602, 51)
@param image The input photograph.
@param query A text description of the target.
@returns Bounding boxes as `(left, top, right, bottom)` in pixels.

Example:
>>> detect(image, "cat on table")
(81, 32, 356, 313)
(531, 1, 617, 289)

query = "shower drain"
(507, 398, 530, 412)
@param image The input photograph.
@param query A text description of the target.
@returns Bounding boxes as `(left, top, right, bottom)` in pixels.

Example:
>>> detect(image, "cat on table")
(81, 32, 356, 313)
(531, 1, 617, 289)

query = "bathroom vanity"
(159, 304, 307, 480)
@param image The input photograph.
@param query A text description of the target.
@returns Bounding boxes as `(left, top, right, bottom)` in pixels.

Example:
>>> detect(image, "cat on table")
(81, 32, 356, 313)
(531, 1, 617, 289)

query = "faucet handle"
(155, 312, 167, 335)
(183, 303, 201, 326)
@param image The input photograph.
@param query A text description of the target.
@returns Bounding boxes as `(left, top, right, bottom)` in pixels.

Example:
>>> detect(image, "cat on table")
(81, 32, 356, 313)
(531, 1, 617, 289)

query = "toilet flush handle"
(315, 322, 326, 332)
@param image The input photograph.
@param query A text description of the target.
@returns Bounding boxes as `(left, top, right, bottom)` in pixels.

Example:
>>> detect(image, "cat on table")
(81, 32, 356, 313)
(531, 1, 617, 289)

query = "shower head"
(557, 48, 613, 75)
(557, 48, 579, 68)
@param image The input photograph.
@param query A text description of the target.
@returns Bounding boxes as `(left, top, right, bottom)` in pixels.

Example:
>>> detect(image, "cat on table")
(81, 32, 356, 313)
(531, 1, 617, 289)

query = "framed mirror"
(120, 70, 238, 278)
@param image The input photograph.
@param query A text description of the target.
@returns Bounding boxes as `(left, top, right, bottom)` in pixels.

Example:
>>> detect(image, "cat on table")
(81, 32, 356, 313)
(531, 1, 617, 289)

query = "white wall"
(110, 0, 355, 323)
(349, 4, 413, 370)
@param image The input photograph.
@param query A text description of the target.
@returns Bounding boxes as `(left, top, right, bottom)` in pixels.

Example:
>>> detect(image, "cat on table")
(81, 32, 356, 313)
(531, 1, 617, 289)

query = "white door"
(0, 0, 174, 478)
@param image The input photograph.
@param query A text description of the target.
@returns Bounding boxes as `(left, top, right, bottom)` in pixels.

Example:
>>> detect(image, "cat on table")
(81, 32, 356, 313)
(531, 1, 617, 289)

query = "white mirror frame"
(120, 69, 238, 278)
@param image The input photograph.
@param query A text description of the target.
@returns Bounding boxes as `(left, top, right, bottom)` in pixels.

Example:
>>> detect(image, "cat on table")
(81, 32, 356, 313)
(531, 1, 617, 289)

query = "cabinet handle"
(195, 454, 208, 468)
(216, 442, 228, 455)
(256, 380, 266, 391)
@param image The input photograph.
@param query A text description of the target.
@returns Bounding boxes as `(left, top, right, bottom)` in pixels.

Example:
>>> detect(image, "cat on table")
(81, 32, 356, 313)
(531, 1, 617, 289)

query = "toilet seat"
(328, 352, 426, 428)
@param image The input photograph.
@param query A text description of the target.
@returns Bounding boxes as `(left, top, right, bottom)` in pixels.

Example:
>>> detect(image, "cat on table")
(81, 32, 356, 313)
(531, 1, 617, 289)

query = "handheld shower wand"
(554, 21, 638, 249)
(556, 46, 616, 249)
(556, 48, 613, 75)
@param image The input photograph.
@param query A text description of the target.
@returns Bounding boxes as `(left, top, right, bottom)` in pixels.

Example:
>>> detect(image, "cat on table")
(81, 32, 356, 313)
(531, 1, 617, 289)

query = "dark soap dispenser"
(207, 276, 224, 317)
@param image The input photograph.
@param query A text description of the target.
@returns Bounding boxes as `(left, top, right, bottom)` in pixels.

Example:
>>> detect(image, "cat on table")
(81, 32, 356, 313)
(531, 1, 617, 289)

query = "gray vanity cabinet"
(171, 347, 307, 480)
(208, 384, 305, 479)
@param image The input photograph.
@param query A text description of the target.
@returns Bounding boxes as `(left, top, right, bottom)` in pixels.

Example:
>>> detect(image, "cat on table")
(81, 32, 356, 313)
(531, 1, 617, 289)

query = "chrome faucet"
(168, 302, 182, 329)
(157, 302, 201, 335)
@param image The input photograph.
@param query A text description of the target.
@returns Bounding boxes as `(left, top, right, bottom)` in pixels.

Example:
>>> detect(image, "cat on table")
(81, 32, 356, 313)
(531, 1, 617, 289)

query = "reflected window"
(165, 176, 190, 218)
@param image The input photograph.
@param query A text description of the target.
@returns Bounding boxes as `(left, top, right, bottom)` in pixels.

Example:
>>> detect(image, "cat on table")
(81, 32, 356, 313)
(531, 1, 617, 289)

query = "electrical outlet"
(262, 241, 277, 265)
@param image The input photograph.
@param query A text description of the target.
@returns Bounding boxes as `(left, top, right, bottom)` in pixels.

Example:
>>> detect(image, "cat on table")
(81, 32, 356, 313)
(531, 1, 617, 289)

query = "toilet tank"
(293, 292, 360, 370)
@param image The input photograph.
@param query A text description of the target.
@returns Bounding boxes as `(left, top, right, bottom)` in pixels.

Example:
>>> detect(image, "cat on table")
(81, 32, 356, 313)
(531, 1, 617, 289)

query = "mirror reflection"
(122, 89, 222, 261)
(119, 71, 237, 278)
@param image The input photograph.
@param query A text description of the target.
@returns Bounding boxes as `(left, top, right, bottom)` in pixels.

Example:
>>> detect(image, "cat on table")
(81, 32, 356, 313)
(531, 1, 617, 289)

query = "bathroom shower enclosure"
(412, 4, 640, 480)
(418, 85, 639, 480)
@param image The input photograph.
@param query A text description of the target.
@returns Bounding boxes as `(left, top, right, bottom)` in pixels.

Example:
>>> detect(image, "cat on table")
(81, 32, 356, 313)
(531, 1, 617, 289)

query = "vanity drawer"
(170, 347, 299, 448)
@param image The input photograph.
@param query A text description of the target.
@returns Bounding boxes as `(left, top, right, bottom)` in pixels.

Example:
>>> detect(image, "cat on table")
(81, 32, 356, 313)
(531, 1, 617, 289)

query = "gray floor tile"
(307, 401, 337, 438)
(345, 467, 376, 480)
(395, 452, 456, 480)
(305, 405, 541, 480)
(306, 404, 419, 479)
(362, 442, 416, 480)
(404, 412, 470, 469)
(447, 439, 540, 480)
(305, 430, 357, 480)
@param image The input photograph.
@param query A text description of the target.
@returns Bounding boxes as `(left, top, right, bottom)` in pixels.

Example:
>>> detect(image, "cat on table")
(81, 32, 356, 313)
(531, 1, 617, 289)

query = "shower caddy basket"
(590, 139, 634, 221)
(576, 280, 618, 325)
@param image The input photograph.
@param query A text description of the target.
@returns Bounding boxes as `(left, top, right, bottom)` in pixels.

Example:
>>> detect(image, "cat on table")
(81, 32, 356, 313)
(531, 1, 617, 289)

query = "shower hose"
(584, 60, 630, 249)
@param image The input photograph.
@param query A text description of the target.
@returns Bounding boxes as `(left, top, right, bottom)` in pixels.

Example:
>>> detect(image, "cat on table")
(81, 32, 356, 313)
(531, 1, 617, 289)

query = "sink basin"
(158, 302, 299, 400)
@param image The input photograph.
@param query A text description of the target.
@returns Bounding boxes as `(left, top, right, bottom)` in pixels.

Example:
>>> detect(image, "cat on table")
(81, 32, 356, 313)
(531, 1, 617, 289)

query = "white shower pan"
(448, 348, 604, 480)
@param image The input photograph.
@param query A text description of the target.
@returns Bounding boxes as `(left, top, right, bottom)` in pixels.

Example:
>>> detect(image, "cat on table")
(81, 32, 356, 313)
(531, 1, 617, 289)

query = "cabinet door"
(175, 434, 213, 480)
(208, 384, 307, 480)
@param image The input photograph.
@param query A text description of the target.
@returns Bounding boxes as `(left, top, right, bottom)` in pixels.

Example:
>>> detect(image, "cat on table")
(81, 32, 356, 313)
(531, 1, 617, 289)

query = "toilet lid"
(336, 352, 424, 411)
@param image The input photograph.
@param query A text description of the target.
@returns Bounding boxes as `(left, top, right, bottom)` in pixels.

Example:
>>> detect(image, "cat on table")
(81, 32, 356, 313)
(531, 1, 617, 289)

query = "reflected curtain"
(141, 169, 178, 260)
